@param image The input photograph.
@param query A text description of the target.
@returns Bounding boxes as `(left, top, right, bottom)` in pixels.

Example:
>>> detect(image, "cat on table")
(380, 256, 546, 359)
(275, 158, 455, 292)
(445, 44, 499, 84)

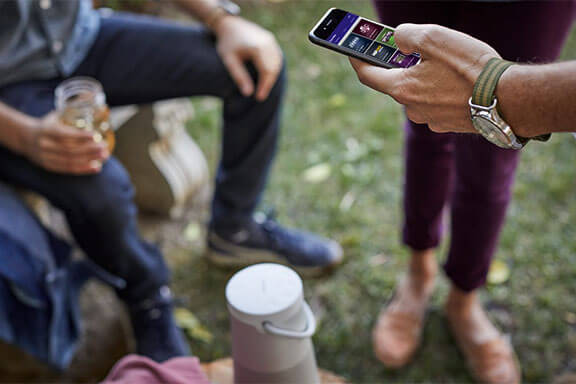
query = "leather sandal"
(372, 282, 428, 368)
(447, 315, 521, 384)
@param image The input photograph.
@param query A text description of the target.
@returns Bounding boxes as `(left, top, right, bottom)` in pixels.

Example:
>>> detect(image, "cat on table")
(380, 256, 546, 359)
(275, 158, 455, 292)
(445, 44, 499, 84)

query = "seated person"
(0, 0, 342, 366)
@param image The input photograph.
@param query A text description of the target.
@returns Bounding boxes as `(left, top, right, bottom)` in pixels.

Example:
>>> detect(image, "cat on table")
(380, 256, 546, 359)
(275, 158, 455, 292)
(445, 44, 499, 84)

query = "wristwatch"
(205, 0, 241, 29)
(469, 57, 550, 149)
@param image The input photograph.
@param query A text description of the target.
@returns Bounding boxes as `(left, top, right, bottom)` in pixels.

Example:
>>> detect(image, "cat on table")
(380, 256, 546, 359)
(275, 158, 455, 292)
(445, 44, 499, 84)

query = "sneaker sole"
(205, 235, 343, 278)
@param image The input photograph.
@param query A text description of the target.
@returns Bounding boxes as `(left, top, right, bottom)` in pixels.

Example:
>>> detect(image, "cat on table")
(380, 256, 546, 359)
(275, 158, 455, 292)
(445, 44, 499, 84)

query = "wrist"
(463, 53, 500, 88)
(496, 65, 541, 138)
(18, 117, 39, 156)
(211, 14, 240, 36)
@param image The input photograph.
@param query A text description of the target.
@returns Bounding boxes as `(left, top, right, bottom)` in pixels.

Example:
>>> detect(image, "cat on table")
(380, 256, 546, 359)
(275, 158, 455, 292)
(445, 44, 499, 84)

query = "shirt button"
(52, 40, 63, 54)
(40, 0, 52, 10)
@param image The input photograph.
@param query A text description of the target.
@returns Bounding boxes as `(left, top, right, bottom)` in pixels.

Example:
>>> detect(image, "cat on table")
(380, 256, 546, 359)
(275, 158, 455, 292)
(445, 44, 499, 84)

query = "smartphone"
(309, 8, 420, 69)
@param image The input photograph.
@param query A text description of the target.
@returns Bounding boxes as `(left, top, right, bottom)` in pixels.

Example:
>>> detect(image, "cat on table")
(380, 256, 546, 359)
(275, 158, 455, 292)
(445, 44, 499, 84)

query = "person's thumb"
(393, 23, 437, 57)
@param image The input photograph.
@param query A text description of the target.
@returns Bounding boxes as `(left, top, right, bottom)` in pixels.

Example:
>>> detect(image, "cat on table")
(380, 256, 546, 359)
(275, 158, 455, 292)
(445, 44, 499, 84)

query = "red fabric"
(102, 354, 211, 384)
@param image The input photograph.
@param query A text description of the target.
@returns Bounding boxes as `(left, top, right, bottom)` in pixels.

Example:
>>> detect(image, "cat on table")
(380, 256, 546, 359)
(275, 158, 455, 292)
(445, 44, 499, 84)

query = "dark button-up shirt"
(0, 0, 100, 87)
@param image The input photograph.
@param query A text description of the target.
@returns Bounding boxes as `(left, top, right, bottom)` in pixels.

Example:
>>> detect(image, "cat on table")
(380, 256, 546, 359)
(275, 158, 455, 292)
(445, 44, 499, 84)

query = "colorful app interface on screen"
(320, 11, 420, 68)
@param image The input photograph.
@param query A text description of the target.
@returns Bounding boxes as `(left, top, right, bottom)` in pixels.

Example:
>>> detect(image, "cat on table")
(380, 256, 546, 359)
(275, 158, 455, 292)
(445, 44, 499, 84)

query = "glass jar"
(55, 77, 115, 152)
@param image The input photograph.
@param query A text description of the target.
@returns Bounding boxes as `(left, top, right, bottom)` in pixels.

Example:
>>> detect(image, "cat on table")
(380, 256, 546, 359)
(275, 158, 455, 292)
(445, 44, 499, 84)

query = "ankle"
(445, 286, 479, 316)
(445, 287, 502, 345)
(126, 286, 174, 314)
(407, 248, 437, 289)
(410, 248, 437, 275)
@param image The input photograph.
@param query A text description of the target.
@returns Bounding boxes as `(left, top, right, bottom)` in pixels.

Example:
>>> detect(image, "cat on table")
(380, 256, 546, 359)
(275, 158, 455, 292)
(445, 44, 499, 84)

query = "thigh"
(0, 81, 133, 213)
(0, 144, 134, 219)
(372, 1, 458, 28)
(0, 79, 58, 118)
(453, 135, 520, 202)
(454, 0, 575, 62)
(74, 12, 237, 106)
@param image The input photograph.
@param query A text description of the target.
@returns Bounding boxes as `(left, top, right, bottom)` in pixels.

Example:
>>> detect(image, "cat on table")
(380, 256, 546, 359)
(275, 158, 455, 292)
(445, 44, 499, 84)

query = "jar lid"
(226, 264, 303, 329)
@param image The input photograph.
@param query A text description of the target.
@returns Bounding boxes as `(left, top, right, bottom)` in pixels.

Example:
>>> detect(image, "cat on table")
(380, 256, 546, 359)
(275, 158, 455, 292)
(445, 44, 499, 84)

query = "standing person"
(368, 1, 575, 383)
(0, 0, 342, 367)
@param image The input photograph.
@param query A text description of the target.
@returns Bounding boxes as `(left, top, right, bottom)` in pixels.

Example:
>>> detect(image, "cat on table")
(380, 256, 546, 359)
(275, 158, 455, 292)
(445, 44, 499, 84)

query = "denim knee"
(65, 157, 136, 226)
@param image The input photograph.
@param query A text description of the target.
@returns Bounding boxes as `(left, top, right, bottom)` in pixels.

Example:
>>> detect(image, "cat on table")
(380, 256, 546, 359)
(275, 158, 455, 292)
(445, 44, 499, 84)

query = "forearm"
(497, 61, 576, 137)
(171, 0, 225, 28)
(0, 102, 35, 155)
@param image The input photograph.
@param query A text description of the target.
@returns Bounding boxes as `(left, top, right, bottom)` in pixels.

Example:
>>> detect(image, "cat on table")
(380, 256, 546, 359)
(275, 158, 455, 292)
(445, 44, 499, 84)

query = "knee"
(244, 53, 286, 99)
(455, 171, 515, 205)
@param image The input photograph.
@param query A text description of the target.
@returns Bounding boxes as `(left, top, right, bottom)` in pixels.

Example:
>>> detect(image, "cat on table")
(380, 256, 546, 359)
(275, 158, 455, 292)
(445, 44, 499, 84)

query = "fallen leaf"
(487, 259, 510, 285)
(328, 93, 347, 108)
(302, 163, 331, 183)
(183, 222, 202, 243)
(369, 253, 390, 266)
(174, 307, 213, 344)
(339, 191, 356, 211)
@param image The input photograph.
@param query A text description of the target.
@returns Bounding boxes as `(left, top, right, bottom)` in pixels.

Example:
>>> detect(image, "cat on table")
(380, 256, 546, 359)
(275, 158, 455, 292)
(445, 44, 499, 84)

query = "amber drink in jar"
(55, 77, 115, 152)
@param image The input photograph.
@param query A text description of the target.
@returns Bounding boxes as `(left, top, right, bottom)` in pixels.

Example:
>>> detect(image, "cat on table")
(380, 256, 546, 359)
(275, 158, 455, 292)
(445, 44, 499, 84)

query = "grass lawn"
(168, 1, 576, 382)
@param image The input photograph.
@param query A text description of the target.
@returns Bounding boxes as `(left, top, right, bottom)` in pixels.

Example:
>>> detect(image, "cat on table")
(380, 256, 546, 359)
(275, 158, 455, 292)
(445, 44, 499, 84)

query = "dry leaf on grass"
(303, 163, 332, 183)
(487, 259, 510, 285)
(174, 307, 213, 344)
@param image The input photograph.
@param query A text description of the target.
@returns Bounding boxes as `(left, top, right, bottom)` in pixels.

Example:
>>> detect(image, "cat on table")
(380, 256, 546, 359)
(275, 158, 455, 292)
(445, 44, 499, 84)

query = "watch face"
(220, 0, 241, 15)
(472, 115, 512, 148)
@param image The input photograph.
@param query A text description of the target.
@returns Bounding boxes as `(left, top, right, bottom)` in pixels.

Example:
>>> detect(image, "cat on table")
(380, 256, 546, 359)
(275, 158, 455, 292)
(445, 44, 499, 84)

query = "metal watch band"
(472, 58, 551, 143)
(205, 0, 241, 29)
(472, 57, 514, 107)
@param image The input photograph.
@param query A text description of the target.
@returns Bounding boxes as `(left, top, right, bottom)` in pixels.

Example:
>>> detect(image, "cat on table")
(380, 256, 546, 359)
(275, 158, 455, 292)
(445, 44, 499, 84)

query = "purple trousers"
(372, 0, 575, 291)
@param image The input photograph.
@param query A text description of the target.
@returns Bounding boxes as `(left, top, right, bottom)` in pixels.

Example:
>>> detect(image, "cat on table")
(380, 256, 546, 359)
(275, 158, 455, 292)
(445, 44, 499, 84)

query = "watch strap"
(472, 57, 514, 107)
(473, 58, 551, 145)
(517, 133, 551, 144)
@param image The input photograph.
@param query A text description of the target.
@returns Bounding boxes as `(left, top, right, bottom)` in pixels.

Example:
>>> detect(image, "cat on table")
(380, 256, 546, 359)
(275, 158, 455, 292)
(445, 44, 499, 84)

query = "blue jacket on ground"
(0, 182, 124, 370)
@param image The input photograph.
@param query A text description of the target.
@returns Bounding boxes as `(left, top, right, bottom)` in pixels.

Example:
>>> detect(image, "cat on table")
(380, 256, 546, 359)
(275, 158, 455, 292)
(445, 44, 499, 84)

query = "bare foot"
(446, 287, 521, 384)
(373, 249, 437, 368)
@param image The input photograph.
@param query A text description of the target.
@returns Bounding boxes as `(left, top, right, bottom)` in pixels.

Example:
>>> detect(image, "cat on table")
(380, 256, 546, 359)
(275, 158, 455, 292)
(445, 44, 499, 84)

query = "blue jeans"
(0, 13, 285, 301)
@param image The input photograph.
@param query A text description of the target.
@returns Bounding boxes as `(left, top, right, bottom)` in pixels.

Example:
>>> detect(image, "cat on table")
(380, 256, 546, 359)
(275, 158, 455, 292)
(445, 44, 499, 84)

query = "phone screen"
(311, 9, 420, 68)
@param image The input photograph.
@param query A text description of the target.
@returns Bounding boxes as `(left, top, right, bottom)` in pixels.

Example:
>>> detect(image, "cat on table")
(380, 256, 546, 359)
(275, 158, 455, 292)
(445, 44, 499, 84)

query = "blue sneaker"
(127, 286, 190, 362)
(206, 212, 343, 277)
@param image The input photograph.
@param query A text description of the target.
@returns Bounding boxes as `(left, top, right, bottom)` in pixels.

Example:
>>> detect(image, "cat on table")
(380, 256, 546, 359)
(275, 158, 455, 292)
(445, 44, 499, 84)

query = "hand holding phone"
(349, 23, 503, 135)
(309, 8, 420, 69)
